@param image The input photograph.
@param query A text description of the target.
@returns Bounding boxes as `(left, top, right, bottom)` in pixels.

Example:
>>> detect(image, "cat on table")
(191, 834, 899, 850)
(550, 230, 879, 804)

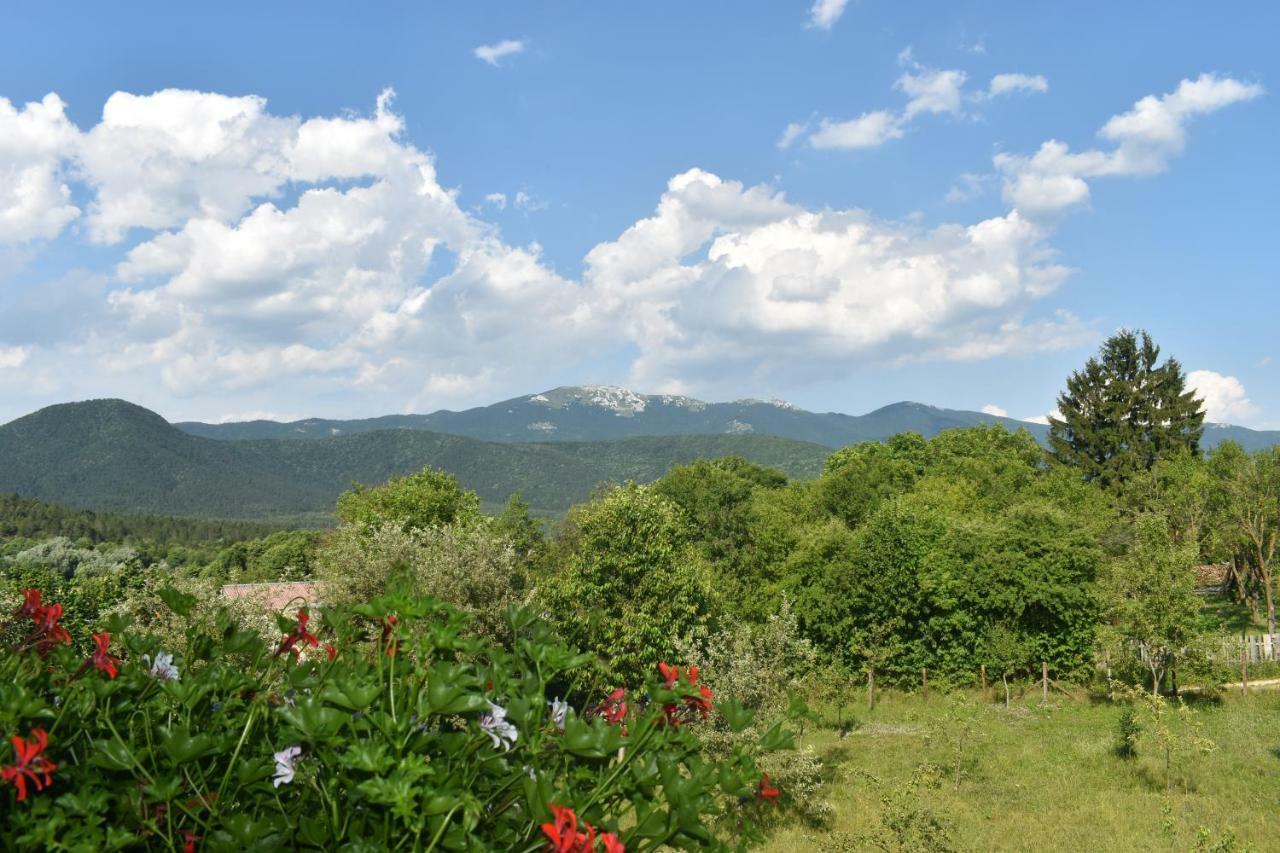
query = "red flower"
(541, 804, 620, 852)
(14, 588, 42, 621)
(89, 632, 120, 679)
(182, 829, 200, 853)
(381, 614, 399, 657)
(29, 603, 71, 655)
(656, 662, 713, 725)
(1, 728, 57, 802)
(275, 608, 319, 659)
(756, 773, 780, 807)
(596, 688, 627, 725)
(324, 643, 337, 662)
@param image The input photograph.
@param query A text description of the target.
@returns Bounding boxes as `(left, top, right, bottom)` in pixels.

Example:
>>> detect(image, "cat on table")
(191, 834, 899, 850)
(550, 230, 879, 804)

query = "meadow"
(768, 689, 1279, 852)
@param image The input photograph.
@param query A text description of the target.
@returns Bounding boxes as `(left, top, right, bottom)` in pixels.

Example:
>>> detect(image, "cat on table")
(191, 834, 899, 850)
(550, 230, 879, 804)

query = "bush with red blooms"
(0, 575, 798, 850)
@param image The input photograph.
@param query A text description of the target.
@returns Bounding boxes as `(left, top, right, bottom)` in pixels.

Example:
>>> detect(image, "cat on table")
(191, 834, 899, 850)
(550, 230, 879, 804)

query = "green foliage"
(0, 582, 799, 850)
(539, 484, 719, 690)
(0, 493, 280, 565)
(0, 399, 830, 520)
(212, 530, 321, 582)
(336, 466, 482, 533)
(1099, 516, 1202, 693)
(1049, 329, 1205, 490)
(316, 522, 528, 644)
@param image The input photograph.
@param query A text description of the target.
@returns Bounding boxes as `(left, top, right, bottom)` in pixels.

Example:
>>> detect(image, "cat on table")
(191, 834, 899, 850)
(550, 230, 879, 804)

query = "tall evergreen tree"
(1048, 330, 1205, 489)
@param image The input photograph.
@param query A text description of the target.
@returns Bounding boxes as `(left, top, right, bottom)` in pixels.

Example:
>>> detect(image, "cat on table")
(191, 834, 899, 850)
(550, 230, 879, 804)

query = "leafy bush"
(538, 484, 719, 690)
(0, 581, 798, 850)
(316, 521, 527, 643)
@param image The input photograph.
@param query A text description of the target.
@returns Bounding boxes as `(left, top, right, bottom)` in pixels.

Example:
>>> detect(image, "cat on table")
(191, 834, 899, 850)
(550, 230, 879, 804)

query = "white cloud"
(0, 94, 81, 244)
(809, 110, 903, 149)
(981, 403, 1008, 417)
(986, 73, 1049, 98)
(0, 77, 1259, 419)
(473, 39, 526, 67)
(996, 74, 1263, 220)
(584, 168, 1075, 388)
(484, 192, 508, 210)
(945, 172, 991, 203)
(0, 345, 29, 369)
(897, 67, 968, 118)
(794, 57, 1043, 151)
(807, 0, 850, 30)
(1187, 369, 1258, 424)
(777, 121, 810, 150)
(513, 190, 547, 211)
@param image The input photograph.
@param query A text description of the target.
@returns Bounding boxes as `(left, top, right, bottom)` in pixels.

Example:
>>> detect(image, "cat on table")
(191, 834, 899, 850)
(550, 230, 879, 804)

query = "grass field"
(761, 687, 1280, 852)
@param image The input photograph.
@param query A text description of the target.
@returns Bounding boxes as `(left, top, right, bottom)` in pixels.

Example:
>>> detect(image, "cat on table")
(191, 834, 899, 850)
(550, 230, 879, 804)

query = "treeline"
(0, 493, 280, 555)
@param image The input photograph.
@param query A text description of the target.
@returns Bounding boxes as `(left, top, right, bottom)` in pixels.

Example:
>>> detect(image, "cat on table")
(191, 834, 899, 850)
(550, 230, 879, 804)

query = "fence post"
(1241, 642, 1249, 695)
(867, 667, 875, 711)
(980, 663, 987, 696)
(922, 668, 928, 700)
(1041, 662, 1048, 703)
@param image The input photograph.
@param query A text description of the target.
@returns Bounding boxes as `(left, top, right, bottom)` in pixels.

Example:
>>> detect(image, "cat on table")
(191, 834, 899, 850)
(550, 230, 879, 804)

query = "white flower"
(273, 745, 302, 787)
(479, 701, 519, 750)
(144, 651, 180, 682)
(548, 697, 570, 731)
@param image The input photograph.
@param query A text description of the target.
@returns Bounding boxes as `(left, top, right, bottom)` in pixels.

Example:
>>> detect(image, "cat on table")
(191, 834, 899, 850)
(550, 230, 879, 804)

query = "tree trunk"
(1264, 573, 1276, 637)
(1002, 674, 1009, 708)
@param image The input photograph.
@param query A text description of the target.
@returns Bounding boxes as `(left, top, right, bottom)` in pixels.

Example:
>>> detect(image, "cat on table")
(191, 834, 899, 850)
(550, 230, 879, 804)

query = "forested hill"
(0, 399, 829, 521)
(174, 385, 1280, 451)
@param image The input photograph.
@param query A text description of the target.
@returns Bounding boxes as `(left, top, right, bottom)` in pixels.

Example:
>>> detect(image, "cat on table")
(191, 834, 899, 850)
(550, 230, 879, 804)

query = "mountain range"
(177, 385, 1280, 452)
(0, 398, 829, 522)
(4, 386, 1277, 523)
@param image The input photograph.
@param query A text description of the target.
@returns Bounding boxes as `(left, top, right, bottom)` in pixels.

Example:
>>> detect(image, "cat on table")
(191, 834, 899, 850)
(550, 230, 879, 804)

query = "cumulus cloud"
(584, 168, 1075, 388)
(0, 94, 81, 244)
(474, 39, 526, 67)
(986, 73, 1049, 98)
(981, 403, 1008, 417)
(1187, 369, 1258, 424)
(0, 77, 1260, 419)
(996, 74, 1263, 220)
(807, 0, 851, 30)
(792, 56, 1044, 151)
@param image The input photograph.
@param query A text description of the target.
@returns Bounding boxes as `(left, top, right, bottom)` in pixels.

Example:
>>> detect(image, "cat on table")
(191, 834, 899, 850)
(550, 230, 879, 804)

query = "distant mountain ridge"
(0, 399, 829, 521)
(175, 385, 1280, 451)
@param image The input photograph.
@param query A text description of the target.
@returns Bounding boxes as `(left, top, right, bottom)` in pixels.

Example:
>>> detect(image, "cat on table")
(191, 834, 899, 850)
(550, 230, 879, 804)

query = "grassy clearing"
(762, 688, 1280, 852)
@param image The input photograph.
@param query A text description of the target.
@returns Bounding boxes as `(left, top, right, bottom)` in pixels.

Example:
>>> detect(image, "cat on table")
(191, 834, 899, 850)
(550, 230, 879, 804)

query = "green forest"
(3, 330, 1279, 851)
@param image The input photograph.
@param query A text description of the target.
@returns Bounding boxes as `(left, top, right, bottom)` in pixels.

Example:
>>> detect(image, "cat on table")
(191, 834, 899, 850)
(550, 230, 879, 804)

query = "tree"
(537, 484, 718, 688)
(1049, 330, 1205, 490)
(1100, 515, 1201, 694)
(1209, 443, 1280, 634)
(335, 466, 481, 532)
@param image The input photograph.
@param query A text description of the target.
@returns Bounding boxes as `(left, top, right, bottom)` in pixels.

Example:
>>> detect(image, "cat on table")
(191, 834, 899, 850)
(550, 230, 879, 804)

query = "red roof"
(220, 581, 324, 612)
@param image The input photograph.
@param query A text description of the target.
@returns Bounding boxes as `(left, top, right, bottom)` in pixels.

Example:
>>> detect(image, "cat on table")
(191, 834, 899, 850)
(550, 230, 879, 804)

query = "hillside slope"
(0, 400, 828, 520)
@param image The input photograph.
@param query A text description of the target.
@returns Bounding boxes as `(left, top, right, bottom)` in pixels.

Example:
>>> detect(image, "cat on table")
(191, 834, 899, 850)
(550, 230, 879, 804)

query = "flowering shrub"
(0, 577, 796, 850)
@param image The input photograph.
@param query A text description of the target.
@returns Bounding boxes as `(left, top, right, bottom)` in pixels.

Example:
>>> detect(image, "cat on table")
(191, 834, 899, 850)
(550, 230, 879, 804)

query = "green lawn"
(762, 688, 1280, 852)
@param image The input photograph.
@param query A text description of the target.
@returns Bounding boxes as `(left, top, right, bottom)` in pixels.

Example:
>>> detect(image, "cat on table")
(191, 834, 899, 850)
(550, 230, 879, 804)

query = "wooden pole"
(1241, 642, 1249, 695)
(980, 663, 987, 696)
(922, 667, 929, 700)
(867, 667, 875, 711)
(1041, 662, 1048, 703)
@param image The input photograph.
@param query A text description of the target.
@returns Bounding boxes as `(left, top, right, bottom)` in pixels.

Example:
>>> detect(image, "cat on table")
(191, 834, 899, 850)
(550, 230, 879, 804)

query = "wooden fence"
(1227, 634, 1280, 664)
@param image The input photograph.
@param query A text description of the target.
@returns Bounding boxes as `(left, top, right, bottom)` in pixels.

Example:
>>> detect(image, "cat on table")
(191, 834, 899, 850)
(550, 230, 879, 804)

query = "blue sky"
(0, 1, 1274, 426)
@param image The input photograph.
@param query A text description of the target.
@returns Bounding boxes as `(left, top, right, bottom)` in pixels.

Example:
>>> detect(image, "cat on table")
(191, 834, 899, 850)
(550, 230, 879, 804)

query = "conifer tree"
(1048, 330, 1204, 489)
